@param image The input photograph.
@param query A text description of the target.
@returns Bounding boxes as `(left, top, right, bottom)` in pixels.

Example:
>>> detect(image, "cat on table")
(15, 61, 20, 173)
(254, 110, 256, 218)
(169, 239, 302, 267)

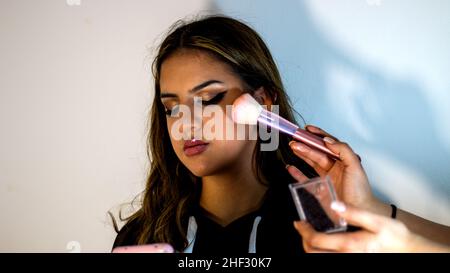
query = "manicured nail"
(295, 143, 310, 152)
(306, 125, 319, 131)
(293, 221, 305, 229)
(323, 137, 336, 144)
(331, 201, 346, 213)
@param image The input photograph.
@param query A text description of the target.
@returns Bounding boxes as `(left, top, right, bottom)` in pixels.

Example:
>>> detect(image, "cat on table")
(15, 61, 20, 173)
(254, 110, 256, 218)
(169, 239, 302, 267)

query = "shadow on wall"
(207, 0, 450, 208)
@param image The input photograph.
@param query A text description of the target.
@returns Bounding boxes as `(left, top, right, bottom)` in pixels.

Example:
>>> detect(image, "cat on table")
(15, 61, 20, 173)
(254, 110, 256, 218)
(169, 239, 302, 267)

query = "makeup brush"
(232, 93, 340, 160)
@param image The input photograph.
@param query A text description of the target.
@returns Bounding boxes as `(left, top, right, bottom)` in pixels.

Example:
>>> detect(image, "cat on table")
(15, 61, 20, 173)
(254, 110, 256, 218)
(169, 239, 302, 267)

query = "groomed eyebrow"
(160, 80, 224, 99)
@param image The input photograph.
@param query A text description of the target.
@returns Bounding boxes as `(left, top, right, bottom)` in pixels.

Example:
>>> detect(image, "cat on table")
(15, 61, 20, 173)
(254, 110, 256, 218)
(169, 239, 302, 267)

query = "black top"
(113, 185, 305, 254)
(192, 207, 261, 254)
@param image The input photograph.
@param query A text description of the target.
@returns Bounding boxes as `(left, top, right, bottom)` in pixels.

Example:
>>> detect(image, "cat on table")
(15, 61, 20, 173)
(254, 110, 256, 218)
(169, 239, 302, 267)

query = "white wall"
(0, 0, 448, 252)
(0, 0, 214, 252)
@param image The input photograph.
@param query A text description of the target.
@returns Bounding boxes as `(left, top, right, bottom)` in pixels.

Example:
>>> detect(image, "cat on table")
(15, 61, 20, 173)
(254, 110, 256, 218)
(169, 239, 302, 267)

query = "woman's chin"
(189, 170, 210, 178)
(183, 162, 214, 177)
(184, 162, 210, 177)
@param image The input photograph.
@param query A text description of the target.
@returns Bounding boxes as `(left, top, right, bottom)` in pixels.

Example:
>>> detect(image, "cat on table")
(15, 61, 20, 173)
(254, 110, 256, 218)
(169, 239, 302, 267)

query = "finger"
(290, 141, 334, 172)
(293, 221, 316, 239)
(302, 241, 335, 253)
(322, 138, 361, 169)
(305, 125, 339, 141)
(294, 221, 356, 252)
(290, 149, 328, 176)
(331, 202, 383, 234)
(302, 240, 317, 253)
(286, 164, 309, 183)
(306, 248, 335, 253)
(294, 221, 314, 253)
(305, 125, 361, 162)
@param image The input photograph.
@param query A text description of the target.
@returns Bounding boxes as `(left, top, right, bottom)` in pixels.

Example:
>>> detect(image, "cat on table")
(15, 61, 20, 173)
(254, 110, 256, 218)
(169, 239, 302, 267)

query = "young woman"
(112, 15, 449, 253)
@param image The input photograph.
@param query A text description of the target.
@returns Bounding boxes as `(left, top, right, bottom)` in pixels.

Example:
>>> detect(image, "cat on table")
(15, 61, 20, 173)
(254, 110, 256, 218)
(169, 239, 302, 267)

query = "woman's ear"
(253, 87, 275, 107)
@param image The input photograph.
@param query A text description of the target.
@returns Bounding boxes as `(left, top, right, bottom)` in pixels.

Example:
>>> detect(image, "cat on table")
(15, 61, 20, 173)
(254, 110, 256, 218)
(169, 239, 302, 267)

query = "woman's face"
(159, 49, 256, 177)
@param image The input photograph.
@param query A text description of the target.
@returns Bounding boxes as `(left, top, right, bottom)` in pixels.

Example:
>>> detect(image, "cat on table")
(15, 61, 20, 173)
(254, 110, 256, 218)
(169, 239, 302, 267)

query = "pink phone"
(112, 243, 174, 253)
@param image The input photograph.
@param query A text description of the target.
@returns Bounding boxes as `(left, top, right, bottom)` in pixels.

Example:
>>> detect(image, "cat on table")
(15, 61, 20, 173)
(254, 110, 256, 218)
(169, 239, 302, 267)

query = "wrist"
(367, 198, 392, 218)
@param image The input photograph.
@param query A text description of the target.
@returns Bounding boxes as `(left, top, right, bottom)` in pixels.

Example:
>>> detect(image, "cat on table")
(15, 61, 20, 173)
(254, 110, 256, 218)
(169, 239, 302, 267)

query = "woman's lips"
(183, 139, 209, 156)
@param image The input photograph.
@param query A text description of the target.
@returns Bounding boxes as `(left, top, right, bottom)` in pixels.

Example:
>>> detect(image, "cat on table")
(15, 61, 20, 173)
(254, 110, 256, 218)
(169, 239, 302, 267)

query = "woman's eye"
(201, 91, 227, 106)
(165, 104, 180, 116)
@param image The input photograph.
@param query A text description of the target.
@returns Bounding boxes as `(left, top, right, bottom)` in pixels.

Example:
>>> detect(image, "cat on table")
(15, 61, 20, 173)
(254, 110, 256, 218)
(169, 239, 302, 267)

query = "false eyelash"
(164, 91, 227, 116)
(201, 91, 227, 106)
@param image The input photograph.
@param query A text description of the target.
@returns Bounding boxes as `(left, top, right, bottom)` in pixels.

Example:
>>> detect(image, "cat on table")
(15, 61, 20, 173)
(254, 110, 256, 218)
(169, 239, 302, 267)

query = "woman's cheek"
(166, 119, 184, 156)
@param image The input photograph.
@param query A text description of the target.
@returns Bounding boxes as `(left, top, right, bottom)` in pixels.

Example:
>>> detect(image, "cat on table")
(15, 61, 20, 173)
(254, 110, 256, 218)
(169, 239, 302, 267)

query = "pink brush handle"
(292, 128, 340, 160)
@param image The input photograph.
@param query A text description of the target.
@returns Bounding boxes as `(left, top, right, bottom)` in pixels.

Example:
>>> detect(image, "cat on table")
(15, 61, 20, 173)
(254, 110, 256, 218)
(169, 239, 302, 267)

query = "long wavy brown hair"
(114, 15, 316, 251)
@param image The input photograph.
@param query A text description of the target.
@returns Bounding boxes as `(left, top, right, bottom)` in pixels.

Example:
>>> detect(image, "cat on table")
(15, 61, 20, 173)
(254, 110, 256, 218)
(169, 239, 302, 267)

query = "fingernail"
(339, 218, 348, 227)
(285, 164, 291, 169)
(323, 137, 335, 144)
(294, 143, 310, 152)
(289, 140, 296, 146)
(331, 201, 346, 213)
(306, 125, 319, 130)
(293, 221, 305, 228)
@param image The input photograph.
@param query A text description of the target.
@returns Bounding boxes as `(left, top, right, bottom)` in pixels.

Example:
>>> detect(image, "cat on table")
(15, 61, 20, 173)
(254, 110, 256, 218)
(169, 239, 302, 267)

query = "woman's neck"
(199, 162, 268, 227)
